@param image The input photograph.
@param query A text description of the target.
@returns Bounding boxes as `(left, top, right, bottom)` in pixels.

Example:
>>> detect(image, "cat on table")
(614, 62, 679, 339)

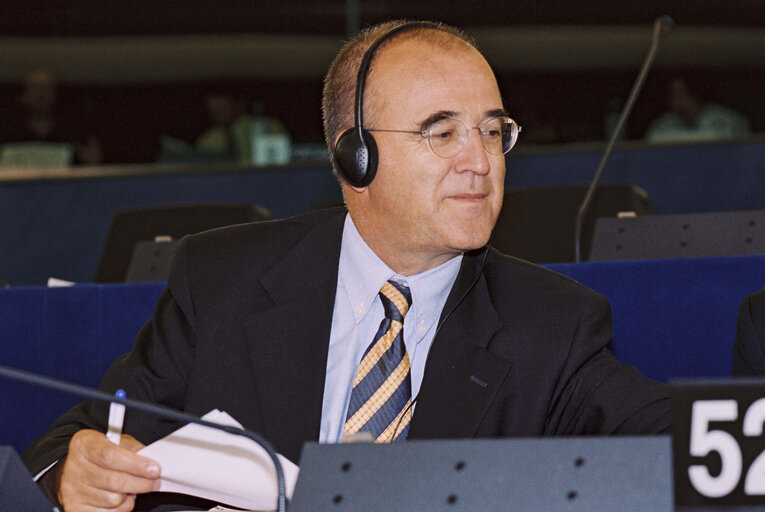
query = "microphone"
(573, 15, 675, 263)
(0, 364, 287, 512)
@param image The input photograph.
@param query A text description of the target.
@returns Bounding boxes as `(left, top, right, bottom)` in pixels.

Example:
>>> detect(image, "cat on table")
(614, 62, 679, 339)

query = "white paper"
(47, 277, 75, 287)
(138, 409, 298, 511)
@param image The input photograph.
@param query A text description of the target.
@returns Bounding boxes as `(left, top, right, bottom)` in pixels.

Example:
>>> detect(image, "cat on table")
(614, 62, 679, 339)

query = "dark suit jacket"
(23, 208, 670, 478)
(733, 288, 765, 376)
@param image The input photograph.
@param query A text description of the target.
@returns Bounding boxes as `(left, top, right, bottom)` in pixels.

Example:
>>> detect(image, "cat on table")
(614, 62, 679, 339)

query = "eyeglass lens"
(426, 117, 518, 158)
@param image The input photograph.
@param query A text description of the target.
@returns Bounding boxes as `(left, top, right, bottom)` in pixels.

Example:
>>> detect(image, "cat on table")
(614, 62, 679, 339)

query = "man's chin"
(448, 232, 492, 253)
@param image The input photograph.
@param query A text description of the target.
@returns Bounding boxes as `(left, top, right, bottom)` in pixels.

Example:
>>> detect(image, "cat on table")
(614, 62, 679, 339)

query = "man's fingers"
(59, 429, 161, 510)
(94, 465, 160, 495)
(119, 433, 146, 454)
(71, 429, 160, 479)
(60, 476, 137, 510)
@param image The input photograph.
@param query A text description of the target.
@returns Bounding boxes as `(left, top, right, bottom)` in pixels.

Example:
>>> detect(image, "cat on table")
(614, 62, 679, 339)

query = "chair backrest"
(492, 184, 651, 263)
(124, 239, 181, 283)
(95, 203, 270, 283)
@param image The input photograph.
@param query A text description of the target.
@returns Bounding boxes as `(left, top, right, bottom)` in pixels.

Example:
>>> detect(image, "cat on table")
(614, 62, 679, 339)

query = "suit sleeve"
(21, 237, 199, 476)
(733, 290, 765, 376)
(545, 293, 672, 435)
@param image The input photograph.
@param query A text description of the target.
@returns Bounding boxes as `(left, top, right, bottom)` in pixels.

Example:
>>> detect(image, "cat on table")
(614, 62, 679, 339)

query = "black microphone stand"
(573, 15, 674, 262)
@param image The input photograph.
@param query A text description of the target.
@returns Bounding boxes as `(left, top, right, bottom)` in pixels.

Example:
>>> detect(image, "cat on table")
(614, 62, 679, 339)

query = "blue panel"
(547, 255, 765, 383)
(0, 283, 164, 453)
(506, 139, 765, 215)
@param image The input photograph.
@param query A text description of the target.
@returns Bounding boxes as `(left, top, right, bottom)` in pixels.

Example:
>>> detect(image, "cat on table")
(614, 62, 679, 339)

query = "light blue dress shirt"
(319, 214, 462, 443)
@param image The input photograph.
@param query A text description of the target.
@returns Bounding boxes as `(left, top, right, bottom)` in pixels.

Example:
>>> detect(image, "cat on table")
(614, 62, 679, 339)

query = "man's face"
(206, 95, 238, 126)
(21, 70, 56, 115)
(668, 79, 698, 120)
(347, 37, 506, 275)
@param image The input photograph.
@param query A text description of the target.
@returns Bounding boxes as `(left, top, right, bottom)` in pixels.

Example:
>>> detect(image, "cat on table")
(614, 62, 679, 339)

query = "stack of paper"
(138, 409, 299, 511)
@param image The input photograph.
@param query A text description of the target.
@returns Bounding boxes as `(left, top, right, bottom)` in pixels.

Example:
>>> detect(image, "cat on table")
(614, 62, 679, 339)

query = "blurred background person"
(1, 69, 102, 166)
(195, 85, 288, 164)
(645, 76, 750, 143)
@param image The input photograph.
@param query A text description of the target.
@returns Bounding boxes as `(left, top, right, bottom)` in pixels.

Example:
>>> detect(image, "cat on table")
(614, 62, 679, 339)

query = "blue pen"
(106, 389, 126, 445)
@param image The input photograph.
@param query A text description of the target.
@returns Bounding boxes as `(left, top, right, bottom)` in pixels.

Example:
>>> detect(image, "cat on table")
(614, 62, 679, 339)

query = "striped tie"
(344, 280, 413, 442)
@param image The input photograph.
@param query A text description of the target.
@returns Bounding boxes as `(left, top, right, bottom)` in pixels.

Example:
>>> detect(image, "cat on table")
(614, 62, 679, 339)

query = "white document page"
(138, 409, 299, 511)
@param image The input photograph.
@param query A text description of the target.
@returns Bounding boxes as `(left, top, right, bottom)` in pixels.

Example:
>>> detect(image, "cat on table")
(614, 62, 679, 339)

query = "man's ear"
(341, 179, 368, 196)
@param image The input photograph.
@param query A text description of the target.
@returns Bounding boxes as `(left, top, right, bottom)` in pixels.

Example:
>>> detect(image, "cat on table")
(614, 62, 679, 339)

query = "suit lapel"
(242, 214, 344, 458)
(410, 249, 510, 438)
(240, 217, 510, 450)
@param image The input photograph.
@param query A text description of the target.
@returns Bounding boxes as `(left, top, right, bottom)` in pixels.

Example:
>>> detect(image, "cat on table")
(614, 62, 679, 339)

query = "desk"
(2, 137, 764, 285)
(0, 161, 342, 285)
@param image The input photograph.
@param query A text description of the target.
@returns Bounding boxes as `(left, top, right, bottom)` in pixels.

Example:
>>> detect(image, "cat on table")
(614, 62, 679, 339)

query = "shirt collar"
(339, 214, 462, 333)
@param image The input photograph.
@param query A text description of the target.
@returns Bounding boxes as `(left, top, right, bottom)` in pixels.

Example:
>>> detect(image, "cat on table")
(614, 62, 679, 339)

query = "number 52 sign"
(673, 380, 765, 506)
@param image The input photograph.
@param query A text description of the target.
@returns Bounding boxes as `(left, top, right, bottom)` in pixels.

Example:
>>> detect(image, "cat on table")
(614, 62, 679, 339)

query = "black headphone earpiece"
(333, 126, 379, 188)
(333, 21, 439, 188)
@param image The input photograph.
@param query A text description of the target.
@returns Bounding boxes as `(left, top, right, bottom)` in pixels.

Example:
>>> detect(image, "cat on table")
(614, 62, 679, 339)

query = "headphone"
(332, 21, 441, 187)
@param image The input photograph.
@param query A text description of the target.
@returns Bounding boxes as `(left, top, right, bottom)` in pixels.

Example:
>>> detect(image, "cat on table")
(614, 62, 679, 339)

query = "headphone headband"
(352, 21, 440, 136)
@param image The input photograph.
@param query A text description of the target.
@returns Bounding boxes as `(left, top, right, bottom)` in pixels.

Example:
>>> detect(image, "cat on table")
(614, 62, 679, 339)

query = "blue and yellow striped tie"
(344, 280, 413, 442)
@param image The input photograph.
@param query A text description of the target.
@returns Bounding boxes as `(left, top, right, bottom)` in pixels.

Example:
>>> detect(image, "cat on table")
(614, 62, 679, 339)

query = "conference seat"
(491, 184, 651, 263)
(94, 202, 271, 283)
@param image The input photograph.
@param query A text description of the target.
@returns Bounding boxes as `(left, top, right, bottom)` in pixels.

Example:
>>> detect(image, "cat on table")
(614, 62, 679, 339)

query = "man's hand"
(58, 429, 161, 511)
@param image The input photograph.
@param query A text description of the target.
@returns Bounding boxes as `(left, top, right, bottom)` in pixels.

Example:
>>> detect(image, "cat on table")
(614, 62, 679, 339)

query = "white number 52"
(688, 398, 765, 498)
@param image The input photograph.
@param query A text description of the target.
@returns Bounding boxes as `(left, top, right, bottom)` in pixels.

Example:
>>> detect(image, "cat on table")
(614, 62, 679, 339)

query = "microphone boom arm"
(573, 15, 674, 262)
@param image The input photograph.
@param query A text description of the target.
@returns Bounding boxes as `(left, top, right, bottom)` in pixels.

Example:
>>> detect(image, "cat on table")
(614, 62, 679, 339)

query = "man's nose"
(456, 128, 491, 175)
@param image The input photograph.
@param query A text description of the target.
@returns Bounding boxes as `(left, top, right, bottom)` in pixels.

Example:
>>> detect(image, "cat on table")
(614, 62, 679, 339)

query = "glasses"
(369, 116, 521, 158)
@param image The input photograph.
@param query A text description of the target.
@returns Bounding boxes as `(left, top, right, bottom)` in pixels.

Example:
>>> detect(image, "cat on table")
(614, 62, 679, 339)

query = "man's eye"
(431, 128, 456, 140)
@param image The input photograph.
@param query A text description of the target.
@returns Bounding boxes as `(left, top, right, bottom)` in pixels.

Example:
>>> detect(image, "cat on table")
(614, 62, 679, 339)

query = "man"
(645, 77, 750, 144)
(23, 20, 670, 511)
(194, 86, 288, 164)
(2, 69, 103, 165)
(733, 288, 765, 376)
